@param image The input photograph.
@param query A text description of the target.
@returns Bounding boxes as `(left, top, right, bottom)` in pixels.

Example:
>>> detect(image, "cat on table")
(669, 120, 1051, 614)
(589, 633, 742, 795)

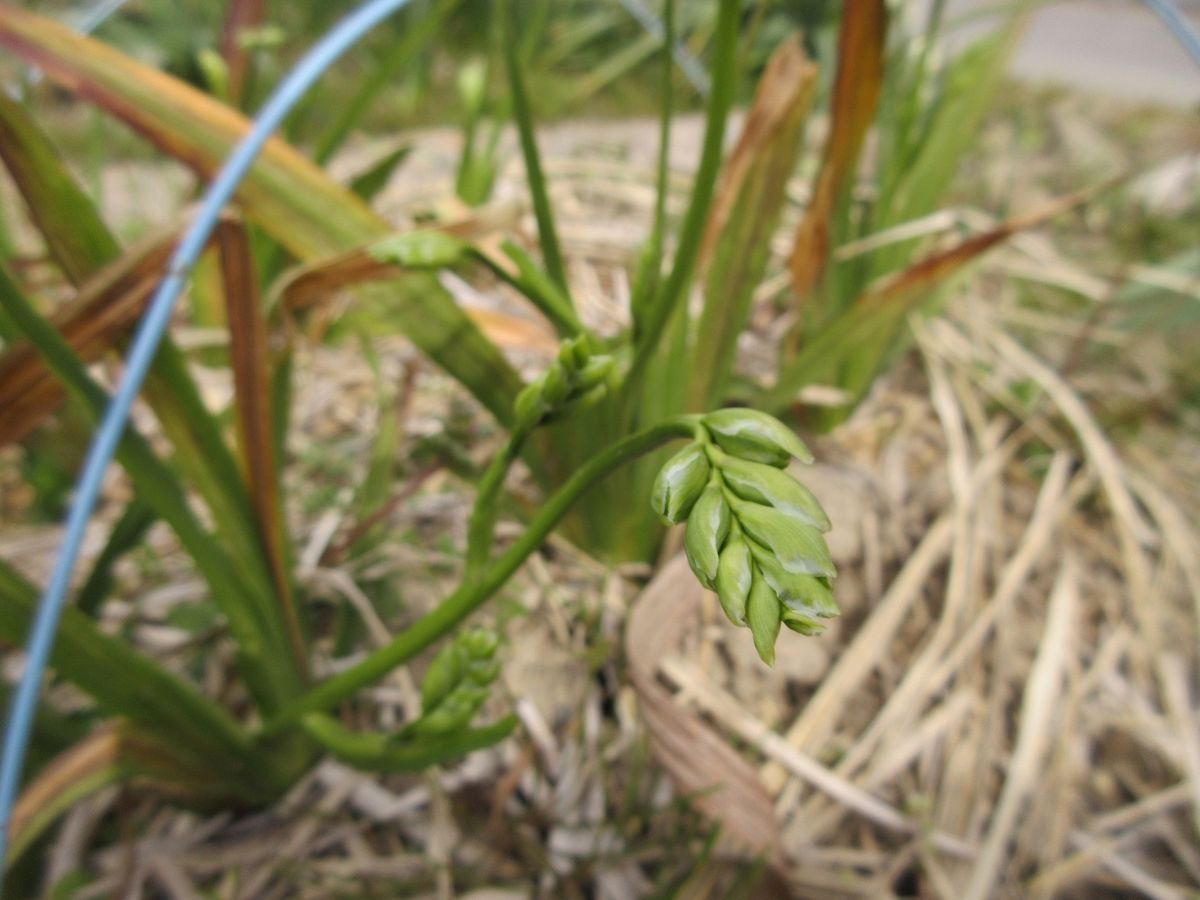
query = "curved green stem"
(261, 416, 700, 736)
(301, 712, 516, 772)
(473, 242, 584, 337)
(465, 425, 530, 580)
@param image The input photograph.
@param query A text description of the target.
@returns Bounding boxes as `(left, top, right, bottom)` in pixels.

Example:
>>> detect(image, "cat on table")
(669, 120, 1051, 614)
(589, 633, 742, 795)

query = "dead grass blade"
(762, 514, 954, 792)
(690, 36, 817, 409)
(963, 557, 1078, 900)
(765, 183, 1114, 412)
(216, 218, 306, 673)
(0, 227, 182, 445)
(858, 184, 1111, 311)
(787, 0, 886, 300)
(984, 328, 1156, 548)
(659, 656, 975, 860)
(626, 555, 784, 867)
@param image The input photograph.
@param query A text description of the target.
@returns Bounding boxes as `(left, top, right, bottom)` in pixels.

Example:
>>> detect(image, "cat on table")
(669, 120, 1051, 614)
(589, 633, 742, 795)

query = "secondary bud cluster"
(651, 409, 837, 665)
(513, 336, 614, 431)
(406, 629, 500, 737)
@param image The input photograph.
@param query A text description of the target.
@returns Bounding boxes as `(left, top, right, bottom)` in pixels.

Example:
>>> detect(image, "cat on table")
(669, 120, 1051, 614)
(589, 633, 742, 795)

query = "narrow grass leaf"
(348, 144, 412, 202)
(75, 498, 156, 618)
(0, 90, 120, 284)
(690, 37, 817, 409)
(313, 0, 462, 165)
(501, 0, 571, 296)
(627, 0, 740, 382)
(0, 560, 265, 788)
(0, 268, 298, 711)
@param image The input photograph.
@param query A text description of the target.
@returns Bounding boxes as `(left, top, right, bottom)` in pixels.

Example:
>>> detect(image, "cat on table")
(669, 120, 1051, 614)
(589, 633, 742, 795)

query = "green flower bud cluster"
(405, 629, 501, 738)
(651, 409, 838, 665)
(513, 336, 614, 431)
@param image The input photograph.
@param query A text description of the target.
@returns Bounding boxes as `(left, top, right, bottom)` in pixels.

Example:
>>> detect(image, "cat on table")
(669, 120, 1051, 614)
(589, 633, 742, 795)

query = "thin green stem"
(464, 426, 529, 580)
(261, 416, 700, 736)
(301, 712, 517, 772)
(475, 241, 583, 337)
(501, 0, 571, 297)
(630, 0, 675, 330)
(626, 0, 740, 385)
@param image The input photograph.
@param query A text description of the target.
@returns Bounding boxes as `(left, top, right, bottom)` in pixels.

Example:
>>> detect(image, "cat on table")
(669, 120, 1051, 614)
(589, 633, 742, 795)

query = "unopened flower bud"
(703, 408, 813, 467)
(684, 484, 730, 588)
(651, 443, 709, 524)
(718, 455, 830, 531)
(714, 534, 752, 626)
(746, 571, 782, 665)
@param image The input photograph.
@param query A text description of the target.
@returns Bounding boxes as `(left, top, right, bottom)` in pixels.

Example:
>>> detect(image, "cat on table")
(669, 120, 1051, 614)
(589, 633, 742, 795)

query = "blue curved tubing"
(1143, 0, 1200, 66)
(0, 0, 413, 876)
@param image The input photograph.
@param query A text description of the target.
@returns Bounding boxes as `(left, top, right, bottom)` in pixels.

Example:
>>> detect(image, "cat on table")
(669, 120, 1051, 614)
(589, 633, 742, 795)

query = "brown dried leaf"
(691, 36, 818, 409)
(216, 218, 306, 669)
(858, 182, 1111, 310)
(0, 227, 181, 445)
(699, 36, 818, 266)
(8, 724, 124, 863)
(788, 0, 887, 299)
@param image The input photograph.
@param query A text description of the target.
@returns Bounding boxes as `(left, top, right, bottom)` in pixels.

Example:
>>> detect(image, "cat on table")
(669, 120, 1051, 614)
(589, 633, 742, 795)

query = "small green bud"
(780, 608, 825, 636)
(558, 340, 579, 371)
(460, 629, 499, 661)
(734, 499, 836, 578)
(714, 534, 752, 626)
(703, 408, 814, 467)
(410, 684, 490, 736)
(570, 336, 591, 368)
(574, 356, 614, 392)
(421, 642, 465, 712)
(542, 363, 569, 406)
(514, 376, 547, 429)
(684, 484, 730, 588)
(717, 455, 831, 532)
(746, 570, 782, 665)
(465, 658, 501, 686)
(651, 444, 709, 524)
(752, 555, 838, 618)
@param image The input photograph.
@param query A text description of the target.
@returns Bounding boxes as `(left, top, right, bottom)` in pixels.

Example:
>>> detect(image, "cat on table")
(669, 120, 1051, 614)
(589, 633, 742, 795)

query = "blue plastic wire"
(616, 0, 710, 96)
(1143, 0, 1200, 67)
(0, 0, 412, 878)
